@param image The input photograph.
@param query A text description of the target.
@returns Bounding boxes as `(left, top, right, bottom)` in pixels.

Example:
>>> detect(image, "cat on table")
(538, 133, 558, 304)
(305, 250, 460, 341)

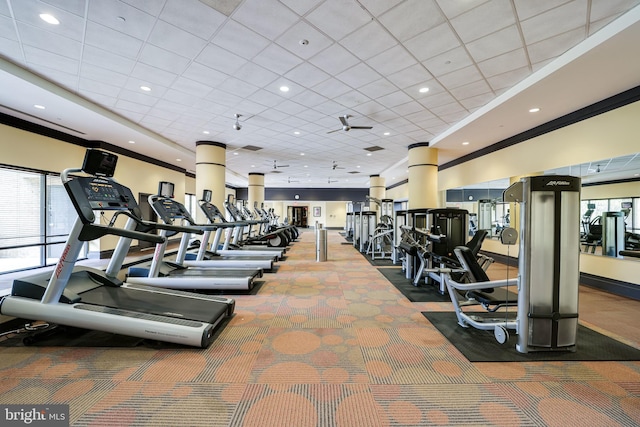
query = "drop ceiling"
(1, 0, 639, 189)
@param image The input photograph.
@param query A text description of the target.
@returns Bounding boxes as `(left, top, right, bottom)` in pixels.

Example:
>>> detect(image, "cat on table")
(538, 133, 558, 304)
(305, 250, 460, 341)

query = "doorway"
(288, 206, 308, 228)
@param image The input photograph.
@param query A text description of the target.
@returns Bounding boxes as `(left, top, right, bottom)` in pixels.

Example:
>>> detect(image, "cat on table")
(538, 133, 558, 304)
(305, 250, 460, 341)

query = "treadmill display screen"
(86, 181, 121, 202)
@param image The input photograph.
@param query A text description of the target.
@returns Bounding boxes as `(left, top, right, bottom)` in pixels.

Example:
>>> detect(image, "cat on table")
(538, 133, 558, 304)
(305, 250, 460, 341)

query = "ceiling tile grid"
(0, 0, 638, 188)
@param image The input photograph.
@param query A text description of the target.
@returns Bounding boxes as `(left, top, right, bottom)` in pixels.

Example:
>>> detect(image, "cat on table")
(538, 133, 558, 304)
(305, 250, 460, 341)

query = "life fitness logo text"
(54, 245, 71, 278)
(546, 180, 571, 186)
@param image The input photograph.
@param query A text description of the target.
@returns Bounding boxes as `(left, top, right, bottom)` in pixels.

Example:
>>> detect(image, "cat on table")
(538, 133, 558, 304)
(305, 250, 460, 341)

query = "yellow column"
(369, 174, 385, 212)
(195, 141, 226, 223)
(248, 172, 265, 214)
(408, 143, 438, 210)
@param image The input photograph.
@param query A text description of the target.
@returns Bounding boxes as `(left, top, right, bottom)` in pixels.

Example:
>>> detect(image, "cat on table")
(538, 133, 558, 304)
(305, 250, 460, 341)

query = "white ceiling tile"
(148, 20, 207, 58)
(0, 15, 16, 40)
(234, 62, 279, 88)
(449, 80, 492, 100)
(312, 77, 352, 99)
(80, 63, 128, 87)
(251, 89, 287, 108)
(273, 99, 307, 115)
(352, 100, 387, 116)
(358, 0, 404, 17)
(309, 43, 361, 76)
(170, 76, 216, 98)
(23, 45, 79, 74)
(17, 23, 81, 60)
(436, 0, 490, 19)
(11, 1, 85, 40)
(392, 100, 425, 116)
(181, 62, 228, 87)
(306, 0, 372, 41)
(121, 0, 165, 16)
(139, 44, 190, 74)
(375, 90, 413, 108)
(213, 20, 270, 60)
(477, 48, 528, 77)
(466, 25, 523, 62)
(253, 43, 303, 74)
(591, 0, 640, 22)
(358, 78, 398, 99)
(275, 21, 333, 60)
(437, 65, 483, 89)
(160, 0, 226, 40)
(366, 45, 416, 75)
(404, 22, 461, 62)
(0, 38, 23, 62)
(290, 89, 327, 108)
(219, 76, 260, 98)
(87, 0, 156, 41)
(278, 0, 323, 16)
(527, 27, 585, 64)
(115, 99, 151, 115)
(486, 66, 531, 91)
(84, 21, 143, 58)
(335, 62, 381, 88)
(422, 46, 474, 77)
(520, 1, 588, 45)
(285, 62, 331, 87)
(513, 0, 572, 21)
(379, 0, 446, 41)
(387, 64, 433, 89)
(450, 0, 515, 42)
(195, 43, 247, 74)
(233, 0, 300, 39)
(340, 21, 397, 61)
(130, 63, 177, 86)
(332, 90, 371, 108)
(82, 45, 136, 75)
(418, 91, 457, 109)
(78, 78, 121, 97)
(117, 89, 159, 106)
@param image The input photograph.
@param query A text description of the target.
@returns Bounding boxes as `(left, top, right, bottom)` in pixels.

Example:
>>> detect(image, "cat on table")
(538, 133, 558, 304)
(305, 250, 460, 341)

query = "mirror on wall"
(446, 154, 640, 259)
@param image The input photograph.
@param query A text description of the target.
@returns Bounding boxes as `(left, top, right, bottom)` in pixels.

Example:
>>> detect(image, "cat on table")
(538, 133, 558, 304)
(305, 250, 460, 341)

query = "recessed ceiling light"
(462, 141, 469, 145)
(251, 165, 255, 168)
(366, 153, 372, 157)
(140, 85, 151, 91)
(279, 85, 289, 92)
(34, 104, 45, 109)
(357, 165, 361, 168)
(383, 132, 390, 136)
(529, 107, 540, 113)
(300, 152, 304, 156)
(233, 152, 238, 155)
(39, 14, 59, 25)
(304, 165, 308, 168)
(419, 87, 429, 93)
(294, 131, 300, 135)
(176, 158, 181, 162)
(203, 130, 210, 134)
(128, 140, 135, 144)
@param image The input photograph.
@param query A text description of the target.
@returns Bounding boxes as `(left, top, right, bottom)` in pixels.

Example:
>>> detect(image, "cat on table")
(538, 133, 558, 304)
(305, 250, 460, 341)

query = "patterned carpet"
(1, 229, 639, 426)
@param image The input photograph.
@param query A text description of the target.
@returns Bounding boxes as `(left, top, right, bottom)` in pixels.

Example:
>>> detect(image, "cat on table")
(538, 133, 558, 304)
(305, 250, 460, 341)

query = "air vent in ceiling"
(241, 145, 263, 151)
(364, 146, 384, 152)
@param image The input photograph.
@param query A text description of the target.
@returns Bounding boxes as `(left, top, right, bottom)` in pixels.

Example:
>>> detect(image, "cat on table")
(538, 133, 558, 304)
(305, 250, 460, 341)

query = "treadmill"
(0, 149, 234, 348)
(197, 189, 285, 259)
(123, 183, 266, 290)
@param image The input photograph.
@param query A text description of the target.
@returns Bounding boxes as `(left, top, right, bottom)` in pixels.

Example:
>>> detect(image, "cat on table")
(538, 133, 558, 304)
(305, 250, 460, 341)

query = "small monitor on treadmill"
(158, 181, 174, 198)
(587, 203, 596, 209)
(202, 189, 212, 202)
(82, 149, 117, 177)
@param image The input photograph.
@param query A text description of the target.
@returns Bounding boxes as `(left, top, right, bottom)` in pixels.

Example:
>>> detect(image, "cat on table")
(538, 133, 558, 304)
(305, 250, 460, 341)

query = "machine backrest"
(454, 246, 491, 283)
(466, 230, 488, 256)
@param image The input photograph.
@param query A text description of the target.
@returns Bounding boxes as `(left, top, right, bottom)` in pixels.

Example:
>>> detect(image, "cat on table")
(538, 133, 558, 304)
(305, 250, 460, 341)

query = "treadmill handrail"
(78, 223, 165, 244)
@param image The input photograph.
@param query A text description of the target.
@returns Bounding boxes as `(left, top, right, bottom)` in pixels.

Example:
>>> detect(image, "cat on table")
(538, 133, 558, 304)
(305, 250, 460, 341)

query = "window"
(0, 167, 81, 274)
(184, 193, 196, 220)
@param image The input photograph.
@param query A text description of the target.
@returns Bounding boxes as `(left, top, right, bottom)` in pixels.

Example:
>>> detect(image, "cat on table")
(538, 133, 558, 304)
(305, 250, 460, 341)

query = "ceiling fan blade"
(350, 126, 373, 130)
(338, 115, 349, 127)
(326, 129, 341, 134)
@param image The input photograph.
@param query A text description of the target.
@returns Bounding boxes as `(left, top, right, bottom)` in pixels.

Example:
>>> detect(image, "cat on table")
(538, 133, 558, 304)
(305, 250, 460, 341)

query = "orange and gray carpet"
(1, 230, 639, 426)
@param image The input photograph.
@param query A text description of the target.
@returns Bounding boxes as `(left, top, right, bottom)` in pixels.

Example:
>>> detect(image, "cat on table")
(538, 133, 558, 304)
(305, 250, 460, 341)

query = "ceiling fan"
(272, 160, 289, 169)
(327, 114, 373, 134)
(332, 161, 345, 170)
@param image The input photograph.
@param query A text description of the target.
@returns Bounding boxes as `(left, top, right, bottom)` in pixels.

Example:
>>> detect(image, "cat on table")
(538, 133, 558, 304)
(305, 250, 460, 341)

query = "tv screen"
(82, 149, 117, 177)
(202, 189, 212, 202)
(158, 181, 174, 198)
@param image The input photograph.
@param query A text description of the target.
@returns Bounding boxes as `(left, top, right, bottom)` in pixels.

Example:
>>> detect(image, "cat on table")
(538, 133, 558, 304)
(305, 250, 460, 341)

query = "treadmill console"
(65, 176, 141, 224)
(152, 197, 196, 224)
